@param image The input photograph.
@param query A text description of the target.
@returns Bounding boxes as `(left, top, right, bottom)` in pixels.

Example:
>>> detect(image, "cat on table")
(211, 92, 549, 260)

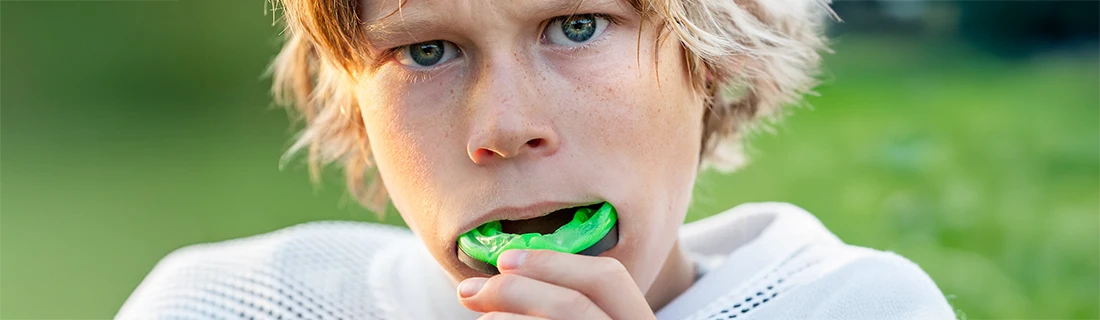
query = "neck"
(645, 241, 696, 311)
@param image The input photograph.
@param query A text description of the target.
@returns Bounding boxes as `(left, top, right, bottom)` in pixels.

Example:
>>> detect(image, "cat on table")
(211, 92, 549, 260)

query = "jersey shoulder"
(116, 221, 413, 319)
(681, 202, 958, 320)
(749, 245, 959, 320)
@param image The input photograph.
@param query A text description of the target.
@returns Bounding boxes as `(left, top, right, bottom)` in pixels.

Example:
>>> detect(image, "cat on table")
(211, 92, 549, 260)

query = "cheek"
(356, 79, 462, 231)
(555, 37, 702, 289)
(624, 50, 704, 287)
(552, 32, 703, 158)
(558, 39, 703, 189)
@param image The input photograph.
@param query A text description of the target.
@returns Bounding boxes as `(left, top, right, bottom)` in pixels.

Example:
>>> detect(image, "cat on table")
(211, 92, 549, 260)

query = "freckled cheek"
(551, 58, 643, 128)
(551, 42, 695, 145)
(561, 63, 694, 162)
(578, 42, 697, 275)
(358, 81, 462, 216)
(559, 55, 696, 251)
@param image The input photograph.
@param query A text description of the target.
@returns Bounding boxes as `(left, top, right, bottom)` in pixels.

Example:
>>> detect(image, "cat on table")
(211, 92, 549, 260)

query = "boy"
(118, 0, 956, 319)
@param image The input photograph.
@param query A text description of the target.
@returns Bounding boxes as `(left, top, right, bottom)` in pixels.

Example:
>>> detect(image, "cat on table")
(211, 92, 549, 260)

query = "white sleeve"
(115, 222, 412, 320)
(748, 250, 958, 320)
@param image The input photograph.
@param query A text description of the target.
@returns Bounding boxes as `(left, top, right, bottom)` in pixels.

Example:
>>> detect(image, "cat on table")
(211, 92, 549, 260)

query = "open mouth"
(457, 202, 619, 275)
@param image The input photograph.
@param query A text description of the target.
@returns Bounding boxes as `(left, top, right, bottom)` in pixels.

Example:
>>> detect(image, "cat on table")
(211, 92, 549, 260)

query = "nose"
(467, 128, 558, 165)
(465, 57, 560, 165)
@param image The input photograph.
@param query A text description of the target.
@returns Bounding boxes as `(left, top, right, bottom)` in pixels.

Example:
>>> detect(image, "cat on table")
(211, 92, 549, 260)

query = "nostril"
(478, 149, 497, 158)
(526, 138, 543, 148)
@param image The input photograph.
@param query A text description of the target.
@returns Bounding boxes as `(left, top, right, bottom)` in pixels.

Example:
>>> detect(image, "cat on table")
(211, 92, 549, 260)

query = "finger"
(478, 312, 549, 320)
(496, 250, 653, 320)
(458, 274, 611, 320)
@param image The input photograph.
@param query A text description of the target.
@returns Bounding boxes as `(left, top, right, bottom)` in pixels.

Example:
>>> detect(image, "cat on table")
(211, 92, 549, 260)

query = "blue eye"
(545, 14, 609, 45)
(397, 40, 460, 67)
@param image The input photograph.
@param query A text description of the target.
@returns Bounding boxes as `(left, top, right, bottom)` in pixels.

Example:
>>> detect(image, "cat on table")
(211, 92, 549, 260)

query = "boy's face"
(355, 0, 704, 293)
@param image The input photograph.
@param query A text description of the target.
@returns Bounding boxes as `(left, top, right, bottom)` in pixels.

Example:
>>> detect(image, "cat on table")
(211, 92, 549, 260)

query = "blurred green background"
(1, 1, 1097, 319)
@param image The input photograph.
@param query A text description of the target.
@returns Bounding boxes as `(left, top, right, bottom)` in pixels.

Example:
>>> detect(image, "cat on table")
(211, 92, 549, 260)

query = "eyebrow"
(361, 5, 437, 48)
(361, 0, 620, 48)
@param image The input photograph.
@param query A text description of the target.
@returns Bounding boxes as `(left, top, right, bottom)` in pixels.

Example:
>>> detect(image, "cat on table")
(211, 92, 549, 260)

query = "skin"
(354, 0, 705, 317)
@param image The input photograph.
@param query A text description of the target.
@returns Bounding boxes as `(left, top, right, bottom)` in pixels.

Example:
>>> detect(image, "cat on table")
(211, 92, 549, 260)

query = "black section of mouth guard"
(458, 224, 619, 275)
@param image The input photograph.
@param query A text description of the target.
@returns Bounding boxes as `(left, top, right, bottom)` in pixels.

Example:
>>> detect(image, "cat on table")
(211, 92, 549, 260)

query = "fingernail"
(458, 278, 486, 298)
(497, 250, 529, 271)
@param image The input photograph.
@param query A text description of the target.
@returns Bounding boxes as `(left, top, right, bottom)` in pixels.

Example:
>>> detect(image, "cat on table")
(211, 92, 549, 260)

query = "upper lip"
(460, 201, 603, 234)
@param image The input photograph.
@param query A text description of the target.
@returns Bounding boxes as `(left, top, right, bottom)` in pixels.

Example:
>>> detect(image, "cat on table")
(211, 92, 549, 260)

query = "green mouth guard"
(458, 202, 618, 271)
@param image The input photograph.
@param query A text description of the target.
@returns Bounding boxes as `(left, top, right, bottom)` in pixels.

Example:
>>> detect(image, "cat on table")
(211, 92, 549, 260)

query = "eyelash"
(381, 47, 459, 83)
(398, 68, 441, 83)
(383, 12, 619, 81)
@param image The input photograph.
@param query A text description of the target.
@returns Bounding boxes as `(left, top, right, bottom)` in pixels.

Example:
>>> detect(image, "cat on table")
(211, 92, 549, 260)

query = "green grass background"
(1, 1, 1097, 319)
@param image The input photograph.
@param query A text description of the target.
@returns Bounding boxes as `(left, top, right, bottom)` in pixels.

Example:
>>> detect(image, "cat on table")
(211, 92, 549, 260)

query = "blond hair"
(268, 0, 835, 213)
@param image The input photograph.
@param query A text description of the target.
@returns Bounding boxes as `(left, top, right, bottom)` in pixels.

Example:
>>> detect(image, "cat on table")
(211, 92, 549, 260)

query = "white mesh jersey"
(117, 202, 957, 320)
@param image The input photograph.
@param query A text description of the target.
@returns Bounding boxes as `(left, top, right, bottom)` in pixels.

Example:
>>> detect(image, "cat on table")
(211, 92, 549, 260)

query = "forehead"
(360, 0, 629, 27)
(357, 0, 634, 49)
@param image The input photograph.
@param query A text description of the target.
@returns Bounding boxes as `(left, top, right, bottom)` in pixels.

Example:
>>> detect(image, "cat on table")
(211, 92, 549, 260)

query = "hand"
(457, 249, 656, 320)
